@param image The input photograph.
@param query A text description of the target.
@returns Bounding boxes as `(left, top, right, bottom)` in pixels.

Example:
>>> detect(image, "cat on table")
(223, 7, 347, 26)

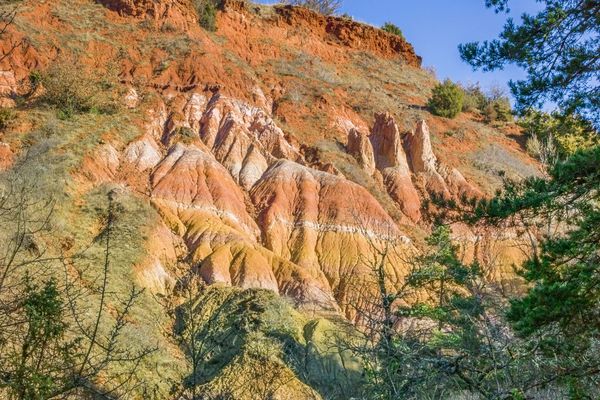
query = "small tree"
(428, 79, 464, 119)
(343, 218, 551, 399)
(0, 107, 16, 131)
(520, 110, 599, 159)
(525, 131, 557, 168)
(284, 0, 342, 16)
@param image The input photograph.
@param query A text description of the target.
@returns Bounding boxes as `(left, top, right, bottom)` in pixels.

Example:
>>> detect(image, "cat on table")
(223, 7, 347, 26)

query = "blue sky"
(259, 1, 543, 100)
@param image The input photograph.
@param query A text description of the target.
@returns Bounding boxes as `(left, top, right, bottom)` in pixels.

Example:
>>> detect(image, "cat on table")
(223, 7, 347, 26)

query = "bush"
(41, 59, 121, 119)
(427, 79, 464, 119)
(194, 0, 219, 31)
(520, 110, 599, 159)
(482, 86, 512, 123)
(0, 108, 16, 131)
(461, 83, 487, 113)
(28, 70, 42, 92)
(483, 97, 512, 123)
(526, 132, 557, 166)
(459, 83, 513, 123)
(284, 0, 342, 16)
(381, 22, 404, 39)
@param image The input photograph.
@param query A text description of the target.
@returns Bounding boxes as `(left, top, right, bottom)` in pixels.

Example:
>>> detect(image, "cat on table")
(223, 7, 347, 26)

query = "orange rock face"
(0, 0, 537, 315)
(370, 113, 422, 222)
(347, 128, 375, 175)
(96, 0, 196, 29)
(404, 120, 451, 199)
(275, 4, 422, 66)
(251, 159, 412, 307)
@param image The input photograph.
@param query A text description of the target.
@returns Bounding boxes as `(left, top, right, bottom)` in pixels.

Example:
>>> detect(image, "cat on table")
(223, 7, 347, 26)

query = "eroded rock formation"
(347, 128, 375, 175)
(349, 115, 483, 222)
(369, 112, 422, 222)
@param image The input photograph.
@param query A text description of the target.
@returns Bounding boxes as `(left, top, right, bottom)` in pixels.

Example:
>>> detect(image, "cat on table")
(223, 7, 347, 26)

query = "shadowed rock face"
(370, 112, 410, 172)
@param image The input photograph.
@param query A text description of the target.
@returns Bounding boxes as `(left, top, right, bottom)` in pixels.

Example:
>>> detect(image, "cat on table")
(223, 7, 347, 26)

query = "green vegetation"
(381, 22, 404, 39)
(170, 280, 362, 399)
(40, 58, 121, 119)
(457, 0, 600, 396)
(344, 224, 543, 399)
(460, 83, 513, 123)
(0, 173, 154, 399)
(194, 0, 220, 31)
(460, 0, 599, 126)
(0, 107, 16, 130)
(482, 95, 512, 123)
(459, 148, 600, 397)
(460, 83, 487, 113)
(427, 79, 464, 119)
(521, 110, 599, 162)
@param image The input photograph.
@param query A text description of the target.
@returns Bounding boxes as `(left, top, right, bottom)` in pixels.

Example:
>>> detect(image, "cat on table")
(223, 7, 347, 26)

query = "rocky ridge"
(0, 0, 534, 311)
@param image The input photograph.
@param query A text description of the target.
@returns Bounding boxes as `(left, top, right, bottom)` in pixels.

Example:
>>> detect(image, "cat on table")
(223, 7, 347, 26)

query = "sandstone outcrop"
(150, 143, 337, 309)
(123, 87, 139, 109)
(124, 135, 162, 171)
(251, 159, 411, 305)
(350, 116, 483, 222)
(0, 142, 13, 170)
(0, 71, 16, 98)
(403, 120, 483, 201)
(81, 143, 121, 184)
(151, 142, 259, 238)
(370, 113, 422, 222)
(404, 120, 451, 199)
(199, 94, 302, 190)
(440, 164, 483, 200)
(347, 128, 375, 175)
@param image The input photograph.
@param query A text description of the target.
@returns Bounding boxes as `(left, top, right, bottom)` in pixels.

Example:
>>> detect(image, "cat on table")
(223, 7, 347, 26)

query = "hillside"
(0, 0, 542, 398)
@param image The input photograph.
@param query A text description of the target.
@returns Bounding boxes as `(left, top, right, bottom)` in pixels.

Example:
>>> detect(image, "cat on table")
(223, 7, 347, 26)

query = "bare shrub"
(40, 58, 122, 119)
(284, 0, 342, 16)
